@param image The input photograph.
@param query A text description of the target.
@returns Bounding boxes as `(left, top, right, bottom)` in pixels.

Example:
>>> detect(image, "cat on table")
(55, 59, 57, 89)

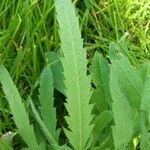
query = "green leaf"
(139, 63, 150, 83)
(0, 65, 39, 150)
(55, 0, 93, 149)
(45, 52, 66, 95)
(140, 129, 150, 150)
(110, 54, 143, 109)
(92, 52, 110, 88)
(29, 97, 59, 150)
(110, 66, 133, 149)
(90, 88, 107, 113)
(91, 52, 111, 112)
(29, 97, 71, 150)
(141, 77, 150, 125)
(92, 110, 113, 145)
(39, 67, 58, 140)
(140, 111, 150, 150)
(0, 137, 12, 150)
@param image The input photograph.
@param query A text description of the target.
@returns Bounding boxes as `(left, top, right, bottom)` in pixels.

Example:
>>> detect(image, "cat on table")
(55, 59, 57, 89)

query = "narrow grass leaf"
(55, 0, 93, 149)
(84, 0, 94, 9)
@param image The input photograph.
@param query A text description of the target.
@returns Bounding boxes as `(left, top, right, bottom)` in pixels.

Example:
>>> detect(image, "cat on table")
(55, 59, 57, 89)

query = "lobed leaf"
(55, 0, 93, 149)
(39, 67, 58, 141)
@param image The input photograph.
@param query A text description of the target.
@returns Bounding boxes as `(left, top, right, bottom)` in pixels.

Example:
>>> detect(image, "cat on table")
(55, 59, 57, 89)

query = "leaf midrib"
(64, 5, 82, 149)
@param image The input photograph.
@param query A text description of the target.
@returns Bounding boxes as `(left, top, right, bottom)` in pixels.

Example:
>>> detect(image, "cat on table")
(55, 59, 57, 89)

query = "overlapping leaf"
(91, 52, 111, 112)
(110, 63, 134, 149)
(39, 67, 58, 141)
(45, 52, 66, 95)
(141, 77, 150, 124)
(110, 54, 143, 109)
